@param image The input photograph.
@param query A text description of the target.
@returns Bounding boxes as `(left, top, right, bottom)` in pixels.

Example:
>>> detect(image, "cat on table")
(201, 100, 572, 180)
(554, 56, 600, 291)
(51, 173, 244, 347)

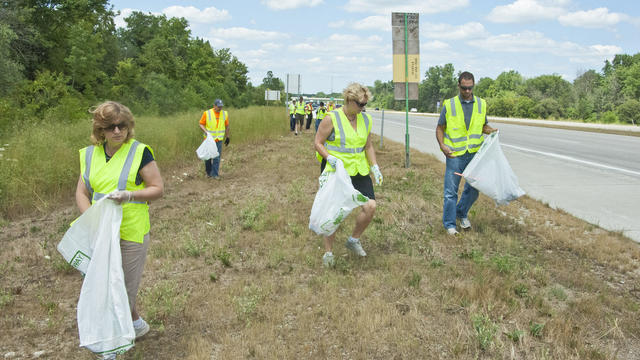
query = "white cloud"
(208, 27, 290, 41)
(344, 0, 469, 14)
(487, 0, 566, 23)
(352, 15, 390, 31)
(289, 43, 318, 51)
(423, 40, 450, 50)
(558, 8, 629, 28)
(162, 6, 231, 24)
(286, 33, 388, 59)
(207, 38, 228, 48)
(261, 0, 323, 10)
(422, 22, 489, 40)
(328, 20, 345, 28)
(237, 49, 269, 58)
(471, 30, 622, 64)
(302, 57, 323, 64)
(328, 33, 360, 43)
(261, 42, 283, 50)
(114, 8, 135, 29)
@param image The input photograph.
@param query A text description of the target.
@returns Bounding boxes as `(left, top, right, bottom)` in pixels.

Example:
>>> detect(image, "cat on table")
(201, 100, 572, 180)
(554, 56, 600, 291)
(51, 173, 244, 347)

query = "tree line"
(0, 0, 286, 135)
(370, 53, 640, 125)
(2, 0, 637, 135)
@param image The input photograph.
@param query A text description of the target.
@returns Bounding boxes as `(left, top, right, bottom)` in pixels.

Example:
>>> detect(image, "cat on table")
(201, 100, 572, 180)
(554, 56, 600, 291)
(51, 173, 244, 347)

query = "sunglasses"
(104, 122, 128, 131)
(354, 100, 367, 108)
(459, 85, 474, 91)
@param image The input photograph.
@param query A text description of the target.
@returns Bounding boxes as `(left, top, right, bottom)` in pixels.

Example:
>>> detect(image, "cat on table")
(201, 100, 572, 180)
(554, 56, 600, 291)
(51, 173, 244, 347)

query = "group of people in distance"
(288, 96, 336, 135)
(73, 71, 493, 357)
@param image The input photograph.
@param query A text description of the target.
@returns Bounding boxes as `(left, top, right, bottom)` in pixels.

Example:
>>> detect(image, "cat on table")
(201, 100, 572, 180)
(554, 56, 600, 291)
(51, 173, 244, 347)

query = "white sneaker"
(460, 217, 471, 229)
(103, 354, 116, 360)
(446, 228, 459, 236)
(345, 238, 367, 256)
(134, 318, 150, 339)
(322, 252, 335, 267)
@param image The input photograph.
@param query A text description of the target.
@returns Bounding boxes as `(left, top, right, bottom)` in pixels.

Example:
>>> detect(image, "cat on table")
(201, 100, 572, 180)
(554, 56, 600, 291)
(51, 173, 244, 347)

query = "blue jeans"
(443, 152, 479, 229)
(290, 115, 296, 131)
(204, 141, 223, 177)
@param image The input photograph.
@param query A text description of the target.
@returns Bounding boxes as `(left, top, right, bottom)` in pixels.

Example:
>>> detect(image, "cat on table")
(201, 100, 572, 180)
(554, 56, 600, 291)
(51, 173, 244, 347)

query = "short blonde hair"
(342, 83, 372, 104)
(90, 101, 135, 144)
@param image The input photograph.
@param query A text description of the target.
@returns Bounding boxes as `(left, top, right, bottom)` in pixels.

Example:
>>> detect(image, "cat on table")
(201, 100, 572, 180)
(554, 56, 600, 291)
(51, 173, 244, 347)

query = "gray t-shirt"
(437, 95, 488, 130)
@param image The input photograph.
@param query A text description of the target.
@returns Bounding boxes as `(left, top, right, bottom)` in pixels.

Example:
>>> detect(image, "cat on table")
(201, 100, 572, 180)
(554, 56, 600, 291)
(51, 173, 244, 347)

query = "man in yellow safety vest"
(435, 71, 497, 235)
(315, 101, 326, 132)
(198, 99, 230, 179)
(294, 96, 305, 135)
(289, 100, 296, 132)
(304, 101, 313, 130)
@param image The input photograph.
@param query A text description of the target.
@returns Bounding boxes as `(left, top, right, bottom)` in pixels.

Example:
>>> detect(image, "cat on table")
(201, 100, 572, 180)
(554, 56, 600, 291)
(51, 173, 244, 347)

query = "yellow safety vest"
(443, 95, 486, 156)
(295, 102, 305, 115)
(204, 109, 227, 141)
(317, 107, 327, 120)
(79, 140, 152, 243)
(318, 109, 372, 176)
(327, 104, 335, 111)
(289, 103, 295, 114)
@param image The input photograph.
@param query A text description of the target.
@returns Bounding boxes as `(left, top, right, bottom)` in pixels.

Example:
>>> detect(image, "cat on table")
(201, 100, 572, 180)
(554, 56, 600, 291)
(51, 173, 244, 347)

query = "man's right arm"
(436, 107, 454, 158)
(199, 113, 207, 133)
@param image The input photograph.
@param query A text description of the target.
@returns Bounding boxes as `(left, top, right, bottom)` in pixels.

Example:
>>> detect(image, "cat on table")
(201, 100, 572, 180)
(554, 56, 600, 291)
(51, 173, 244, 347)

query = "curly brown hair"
(90, 101, 135, 145)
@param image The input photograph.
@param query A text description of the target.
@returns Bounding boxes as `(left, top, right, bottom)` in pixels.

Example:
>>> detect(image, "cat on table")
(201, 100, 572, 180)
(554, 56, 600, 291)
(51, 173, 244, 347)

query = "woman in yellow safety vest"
(75, 101, 164, 341)
(304, 102, 313, 130)
(314, 83, 383, 267)
(315, 101, 327, 132)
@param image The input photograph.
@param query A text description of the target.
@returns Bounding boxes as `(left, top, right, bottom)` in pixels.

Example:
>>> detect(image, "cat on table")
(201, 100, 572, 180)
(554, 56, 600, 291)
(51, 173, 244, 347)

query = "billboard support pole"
(404, 12, 410, 168)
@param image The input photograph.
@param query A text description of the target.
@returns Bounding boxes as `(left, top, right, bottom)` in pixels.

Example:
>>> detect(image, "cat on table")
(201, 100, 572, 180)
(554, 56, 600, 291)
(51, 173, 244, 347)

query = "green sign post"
(392, 12, 419, 168)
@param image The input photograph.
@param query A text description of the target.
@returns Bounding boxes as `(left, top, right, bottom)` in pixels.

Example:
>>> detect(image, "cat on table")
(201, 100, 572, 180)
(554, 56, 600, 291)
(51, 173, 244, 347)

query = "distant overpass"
(304, 97, 343, 104)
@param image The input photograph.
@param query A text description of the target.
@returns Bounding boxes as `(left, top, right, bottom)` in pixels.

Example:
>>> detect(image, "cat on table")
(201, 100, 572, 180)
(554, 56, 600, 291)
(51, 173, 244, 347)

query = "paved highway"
(367, 110, 640, 242)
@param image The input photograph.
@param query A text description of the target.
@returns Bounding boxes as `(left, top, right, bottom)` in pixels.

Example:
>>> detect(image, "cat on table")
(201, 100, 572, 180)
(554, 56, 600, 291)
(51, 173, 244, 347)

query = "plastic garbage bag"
(309, 159, 369, 236)
(461, 131, 525, 205)
(57, 196, 135, 357)
(196, 133, 219, 160)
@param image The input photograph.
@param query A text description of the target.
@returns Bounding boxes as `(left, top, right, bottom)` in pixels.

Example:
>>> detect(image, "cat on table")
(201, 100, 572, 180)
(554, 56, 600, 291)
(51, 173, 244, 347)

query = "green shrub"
(599, 111, 618, 124)
(616, 98, 640, 125)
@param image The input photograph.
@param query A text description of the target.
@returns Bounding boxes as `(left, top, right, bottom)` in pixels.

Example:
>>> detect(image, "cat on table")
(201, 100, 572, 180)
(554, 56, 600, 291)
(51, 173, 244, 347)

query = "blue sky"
(109, 0, 640, 94)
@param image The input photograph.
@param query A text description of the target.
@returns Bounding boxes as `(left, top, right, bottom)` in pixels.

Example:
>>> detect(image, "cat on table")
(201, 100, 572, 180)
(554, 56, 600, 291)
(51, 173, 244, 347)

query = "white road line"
(500, 143, 640, 177)
(375, 117, 640, 177)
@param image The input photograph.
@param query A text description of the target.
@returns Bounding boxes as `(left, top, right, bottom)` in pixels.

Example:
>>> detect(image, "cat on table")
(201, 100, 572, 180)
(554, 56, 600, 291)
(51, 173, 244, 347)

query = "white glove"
(371, 164, 383, 185)
(326, 155, 338, 169)
(108, 190, 133, 204)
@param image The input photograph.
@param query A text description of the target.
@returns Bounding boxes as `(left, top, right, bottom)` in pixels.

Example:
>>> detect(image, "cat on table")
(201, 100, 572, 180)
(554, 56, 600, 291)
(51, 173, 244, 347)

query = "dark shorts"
(320, 160, 375, 200)
(295, 114, 304, 125)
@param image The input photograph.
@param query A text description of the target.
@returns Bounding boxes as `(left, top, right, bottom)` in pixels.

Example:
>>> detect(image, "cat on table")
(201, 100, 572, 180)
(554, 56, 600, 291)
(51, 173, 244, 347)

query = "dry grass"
(1, 129, 639, 359)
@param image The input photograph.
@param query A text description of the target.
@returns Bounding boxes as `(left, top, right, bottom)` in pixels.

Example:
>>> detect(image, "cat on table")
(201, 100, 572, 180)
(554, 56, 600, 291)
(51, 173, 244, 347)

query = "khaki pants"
(120, 234, 150, 313)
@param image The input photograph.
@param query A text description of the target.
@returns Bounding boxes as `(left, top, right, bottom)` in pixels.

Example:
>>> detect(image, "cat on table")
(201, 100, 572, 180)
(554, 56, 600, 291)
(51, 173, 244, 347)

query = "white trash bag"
(57, 196, 135, 357)
(309, 159, 369, 236)
(196, 133, 219, 160)
(461, 131, 525, 205)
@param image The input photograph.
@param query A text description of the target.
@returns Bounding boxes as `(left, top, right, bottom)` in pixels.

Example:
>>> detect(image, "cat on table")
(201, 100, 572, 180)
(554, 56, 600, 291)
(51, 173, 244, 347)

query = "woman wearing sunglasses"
(314, 83, 383, 267)
(75, 101, 164, 351)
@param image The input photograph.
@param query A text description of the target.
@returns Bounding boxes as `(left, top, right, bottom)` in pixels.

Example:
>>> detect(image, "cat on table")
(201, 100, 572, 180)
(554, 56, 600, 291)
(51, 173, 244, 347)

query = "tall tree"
(418, 64, 456, 112)
(0, 24, 23, 96)
(262, 71, 284, 90)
